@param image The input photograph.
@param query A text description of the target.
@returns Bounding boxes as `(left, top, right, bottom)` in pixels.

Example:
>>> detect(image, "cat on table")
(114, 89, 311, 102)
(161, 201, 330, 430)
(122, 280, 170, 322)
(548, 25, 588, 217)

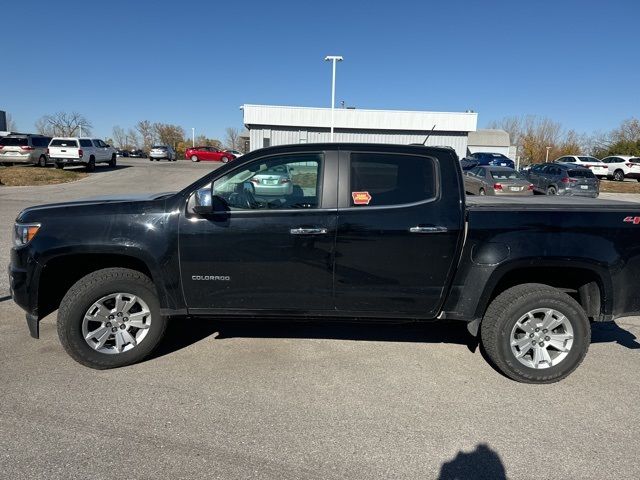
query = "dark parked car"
(464, 166, 533, 196)
(11, 143, 640, 383)
(129, 149, 146, 158)
(116, 149, 129, 157)
(524, 163, 599, 197)
(462, 152, 516, 170)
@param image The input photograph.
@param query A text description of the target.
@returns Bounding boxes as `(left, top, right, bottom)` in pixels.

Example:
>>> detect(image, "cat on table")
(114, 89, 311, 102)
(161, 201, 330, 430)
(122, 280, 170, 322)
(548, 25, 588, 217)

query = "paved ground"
(1, 159, 640, 479)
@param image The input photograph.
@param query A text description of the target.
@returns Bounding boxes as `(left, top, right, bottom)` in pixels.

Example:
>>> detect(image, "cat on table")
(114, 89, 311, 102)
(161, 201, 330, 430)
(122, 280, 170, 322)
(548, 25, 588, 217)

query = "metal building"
(242, 104, 478, 159)
(467, 129, 511, 156)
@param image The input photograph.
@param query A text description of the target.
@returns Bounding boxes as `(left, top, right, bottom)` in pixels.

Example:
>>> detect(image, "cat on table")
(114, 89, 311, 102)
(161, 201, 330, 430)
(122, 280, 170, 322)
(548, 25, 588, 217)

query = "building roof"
(243, 104, 477, 133)
(468, 129, 510, 147)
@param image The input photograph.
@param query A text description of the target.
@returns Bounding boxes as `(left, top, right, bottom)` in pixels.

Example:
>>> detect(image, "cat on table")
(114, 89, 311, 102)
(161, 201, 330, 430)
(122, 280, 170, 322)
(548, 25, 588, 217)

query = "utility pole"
(324, 55, 343, 142)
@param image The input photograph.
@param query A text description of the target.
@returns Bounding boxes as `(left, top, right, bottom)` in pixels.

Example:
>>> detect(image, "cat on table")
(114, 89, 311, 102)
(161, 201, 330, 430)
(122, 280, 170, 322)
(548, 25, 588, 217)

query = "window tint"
(31, 137, 48, 147)
(50, 139, 79, 147)
(350, 153, 436, 206)
(631, 158, 640, 163)
(578, 156, 602, 163)
(0, 137, 28, 146)
(79, 139, 93, 147)
(568, 169, 595, 178)
(477, 168, 487, 178)
(193, 153, 322, 211)
(490, 170, 522, 180)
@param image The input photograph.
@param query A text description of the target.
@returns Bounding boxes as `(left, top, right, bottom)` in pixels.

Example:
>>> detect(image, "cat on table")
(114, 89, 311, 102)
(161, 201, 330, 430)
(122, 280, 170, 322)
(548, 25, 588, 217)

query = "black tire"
(38, 155, 47, 168)
(57, 268, 167, 369)
(55, 162, 64, 170)
(109, 154, 116, 168)
(613, 170, 625, 182)
(546, 186, 557, 195)
(86, 157, 96, 172)
(481, 283, 590, 383)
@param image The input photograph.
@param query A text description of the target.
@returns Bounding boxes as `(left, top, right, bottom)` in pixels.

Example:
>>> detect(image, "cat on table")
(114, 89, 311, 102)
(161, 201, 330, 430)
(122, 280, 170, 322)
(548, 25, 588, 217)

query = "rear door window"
(79, 139, 93, 147)
(350, 153, 436, 206)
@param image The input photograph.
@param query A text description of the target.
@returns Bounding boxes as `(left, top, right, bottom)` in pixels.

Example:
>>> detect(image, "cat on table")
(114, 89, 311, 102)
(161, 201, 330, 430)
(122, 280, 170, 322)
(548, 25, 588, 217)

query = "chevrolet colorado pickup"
(9, 144, 640, 383)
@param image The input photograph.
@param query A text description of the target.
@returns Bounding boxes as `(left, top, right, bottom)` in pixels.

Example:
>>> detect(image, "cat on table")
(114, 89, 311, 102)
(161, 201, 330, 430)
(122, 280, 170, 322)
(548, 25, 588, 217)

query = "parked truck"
(48, 137, 117, 171)
(9, 144, 640, 383)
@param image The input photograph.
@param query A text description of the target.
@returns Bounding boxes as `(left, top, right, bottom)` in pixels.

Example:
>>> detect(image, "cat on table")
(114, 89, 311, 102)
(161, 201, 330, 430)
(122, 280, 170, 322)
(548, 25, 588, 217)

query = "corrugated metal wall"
(249, 127, 469, 159)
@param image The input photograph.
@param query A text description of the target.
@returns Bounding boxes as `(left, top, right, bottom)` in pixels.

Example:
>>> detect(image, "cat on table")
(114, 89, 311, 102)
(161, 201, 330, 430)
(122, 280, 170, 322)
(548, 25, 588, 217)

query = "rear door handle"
(290, 227, 328, 235)
(409, 226, 448, 234)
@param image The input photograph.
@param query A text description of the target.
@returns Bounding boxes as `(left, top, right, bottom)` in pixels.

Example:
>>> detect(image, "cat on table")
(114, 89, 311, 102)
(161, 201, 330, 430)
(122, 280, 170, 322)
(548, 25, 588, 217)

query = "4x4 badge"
(623, 216, 640, 225)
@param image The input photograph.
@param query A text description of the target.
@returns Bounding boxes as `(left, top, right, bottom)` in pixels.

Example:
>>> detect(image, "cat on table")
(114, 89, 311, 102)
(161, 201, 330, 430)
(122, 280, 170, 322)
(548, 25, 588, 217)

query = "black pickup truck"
(9, 144, 640, 383)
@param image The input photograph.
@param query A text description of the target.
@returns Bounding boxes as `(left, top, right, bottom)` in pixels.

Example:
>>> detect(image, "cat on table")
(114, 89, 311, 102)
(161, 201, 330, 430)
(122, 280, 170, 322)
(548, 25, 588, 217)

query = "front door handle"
(290, 227, 328, 235)
(409, 226, 448, 234)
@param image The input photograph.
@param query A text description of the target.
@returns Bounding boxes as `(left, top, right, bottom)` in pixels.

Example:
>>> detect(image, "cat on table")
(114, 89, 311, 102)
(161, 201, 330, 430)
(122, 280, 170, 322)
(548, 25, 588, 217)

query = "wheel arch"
(474, 261, 612, 322)
(37, 252, 167, 320)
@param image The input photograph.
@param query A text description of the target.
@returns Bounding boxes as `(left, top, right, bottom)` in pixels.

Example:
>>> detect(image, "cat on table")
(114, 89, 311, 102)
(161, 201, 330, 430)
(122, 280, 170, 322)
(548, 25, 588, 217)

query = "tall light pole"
(79, 124, 84, 138)
(546, 146, 552, 162)
(192, 128, 195, 147)
(324, 55, 343, 142)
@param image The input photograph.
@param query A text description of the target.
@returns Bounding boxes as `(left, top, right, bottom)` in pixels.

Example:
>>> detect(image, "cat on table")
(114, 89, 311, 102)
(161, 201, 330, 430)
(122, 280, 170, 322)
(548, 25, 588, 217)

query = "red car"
(185, 146, 236, 163)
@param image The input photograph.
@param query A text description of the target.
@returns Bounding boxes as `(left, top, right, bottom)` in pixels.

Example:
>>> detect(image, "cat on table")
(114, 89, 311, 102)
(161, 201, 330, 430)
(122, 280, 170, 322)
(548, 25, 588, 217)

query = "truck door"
(334, 148, 465, 317)
(178, 150, 338, 313)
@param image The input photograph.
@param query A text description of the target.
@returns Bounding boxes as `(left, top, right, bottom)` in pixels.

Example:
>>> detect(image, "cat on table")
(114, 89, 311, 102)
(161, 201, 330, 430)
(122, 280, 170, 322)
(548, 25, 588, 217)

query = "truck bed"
(466, 195, 639, 210)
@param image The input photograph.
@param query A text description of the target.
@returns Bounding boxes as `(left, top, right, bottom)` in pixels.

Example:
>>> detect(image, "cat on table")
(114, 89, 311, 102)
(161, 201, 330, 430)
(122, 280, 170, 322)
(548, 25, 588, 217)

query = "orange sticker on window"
(352, 191, 372, 205)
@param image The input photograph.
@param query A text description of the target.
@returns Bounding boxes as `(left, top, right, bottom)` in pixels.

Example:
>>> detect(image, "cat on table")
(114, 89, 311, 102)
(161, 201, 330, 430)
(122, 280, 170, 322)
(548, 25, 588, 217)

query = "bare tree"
(112, 126, 127, 148)
(5, 113, 17, 131)
(136, 120, 156, 152)
(35, 112, 92, 137)
(224, 127, 241, 150)
(126, 128, 139, 149)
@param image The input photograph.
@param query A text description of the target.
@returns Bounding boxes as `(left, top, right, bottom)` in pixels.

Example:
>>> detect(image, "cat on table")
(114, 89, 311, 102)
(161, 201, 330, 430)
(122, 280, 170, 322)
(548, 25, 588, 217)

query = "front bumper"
(8, 246, 42, 337)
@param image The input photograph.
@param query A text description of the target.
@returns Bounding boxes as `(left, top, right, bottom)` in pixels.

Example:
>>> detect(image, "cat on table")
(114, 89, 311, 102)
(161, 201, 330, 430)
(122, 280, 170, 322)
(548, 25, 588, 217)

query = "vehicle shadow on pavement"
(438, 443, 507, 480)
(148, 318, 479, 362)
(62, 165, 131, 174)
(591, 321, 640, 349)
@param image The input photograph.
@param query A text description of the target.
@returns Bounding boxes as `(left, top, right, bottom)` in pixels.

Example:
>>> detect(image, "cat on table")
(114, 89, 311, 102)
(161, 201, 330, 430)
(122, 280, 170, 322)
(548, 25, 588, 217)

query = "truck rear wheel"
(57, 268, 167, 369)
(86, 157, 96, 172)
(480, 283, 590, 383)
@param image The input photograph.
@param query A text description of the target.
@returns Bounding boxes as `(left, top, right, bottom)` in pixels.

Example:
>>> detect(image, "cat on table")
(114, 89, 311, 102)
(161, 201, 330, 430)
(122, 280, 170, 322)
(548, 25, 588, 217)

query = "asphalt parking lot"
(1, 159, 640, 479)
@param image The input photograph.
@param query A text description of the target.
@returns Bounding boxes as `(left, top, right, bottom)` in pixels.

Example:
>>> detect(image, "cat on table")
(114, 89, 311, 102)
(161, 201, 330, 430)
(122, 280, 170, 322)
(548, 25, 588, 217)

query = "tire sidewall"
(495, 293, 590, 382)
(59, 275, 165, 368)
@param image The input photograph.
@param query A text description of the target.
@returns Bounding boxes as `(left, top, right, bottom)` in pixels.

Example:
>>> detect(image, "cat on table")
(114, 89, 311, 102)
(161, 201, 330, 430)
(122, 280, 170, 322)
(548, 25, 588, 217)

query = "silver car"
(0, 134, 52, 167)
(464, 166, 533, 196)
(249, 164, 294, 196)
(149, 145, 176, 161)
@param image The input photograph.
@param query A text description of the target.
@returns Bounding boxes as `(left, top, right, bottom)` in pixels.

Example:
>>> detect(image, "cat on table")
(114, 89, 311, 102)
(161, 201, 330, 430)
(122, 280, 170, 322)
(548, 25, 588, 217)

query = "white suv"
(601, 155, 640, 182)
(48, 138, 117, 171)
(554, 155, 608, 178)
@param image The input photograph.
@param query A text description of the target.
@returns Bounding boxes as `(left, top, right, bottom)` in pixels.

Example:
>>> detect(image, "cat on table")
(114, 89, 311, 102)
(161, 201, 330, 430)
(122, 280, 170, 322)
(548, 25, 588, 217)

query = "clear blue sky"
(3, 0, 639, 140)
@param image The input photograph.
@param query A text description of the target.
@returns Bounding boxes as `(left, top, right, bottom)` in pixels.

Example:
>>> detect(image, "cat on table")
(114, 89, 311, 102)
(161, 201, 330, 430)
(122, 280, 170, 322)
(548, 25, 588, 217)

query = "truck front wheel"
(480, 283, 590, 383)
(57, 268, 167, 369)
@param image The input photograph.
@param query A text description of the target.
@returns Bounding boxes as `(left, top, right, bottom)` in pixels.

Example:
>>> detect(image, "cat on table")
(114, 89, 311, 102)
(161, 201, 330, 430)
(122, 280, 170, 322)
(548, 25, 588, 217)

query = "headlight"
(14, 223, 41, 246)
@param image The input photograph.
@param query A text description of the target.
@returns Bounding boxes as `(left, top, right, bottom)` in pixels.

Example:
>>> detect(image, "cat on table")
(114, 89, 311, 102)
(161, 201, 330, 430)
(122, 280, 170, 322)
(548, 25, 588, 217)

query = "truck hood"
(16, 192, 176, 222)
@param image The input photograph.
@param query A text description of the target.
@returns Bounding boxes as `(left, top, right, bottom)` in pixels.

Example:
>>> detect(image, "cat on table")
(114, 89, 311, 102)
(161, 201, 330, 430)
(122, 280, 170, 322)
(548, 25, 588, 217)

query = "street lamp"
(192, 128, 195, 147)
(546, 146, 552, 162)
(324, 55, 343, 142)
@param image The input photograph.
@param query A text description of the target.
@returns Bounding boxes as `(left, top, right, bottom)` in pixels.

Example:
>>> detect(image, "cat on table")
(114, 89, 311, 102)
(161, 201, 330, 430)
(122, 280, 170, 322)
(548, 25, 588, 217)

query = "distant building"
(242, 104, 478, 159)
(467, 129, 514, 158)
